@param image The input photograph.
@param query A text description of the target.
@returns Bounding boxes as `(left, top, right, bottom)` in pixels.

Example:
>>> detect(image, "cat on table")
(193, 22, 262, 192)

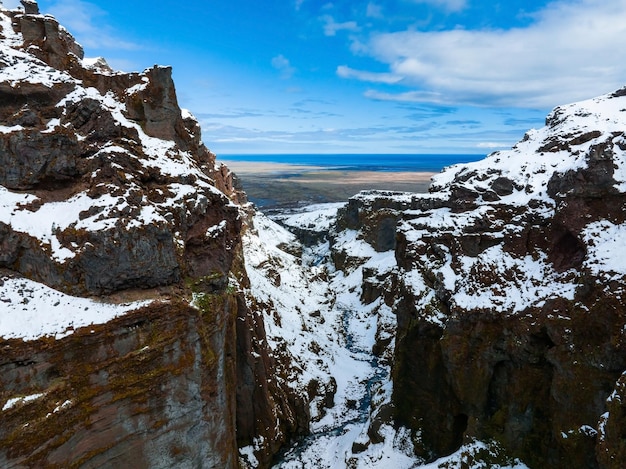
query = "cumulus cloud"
(321, 15, 360, 36)
(272, 54, 296, 79)
(336, 65, 402, 84)
(349, 0, 626, 108)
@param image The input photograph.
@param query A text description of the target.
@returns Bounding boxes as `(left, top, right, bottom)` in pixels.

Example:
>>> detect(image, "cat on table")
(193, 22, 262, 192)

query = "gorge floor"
(241, 203, 529, 469)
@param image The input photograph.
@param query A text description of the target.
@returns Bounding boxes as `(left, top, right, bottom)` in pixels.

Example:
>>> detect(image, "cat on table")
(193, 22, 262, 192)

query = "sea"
(219, 153, 485, 172)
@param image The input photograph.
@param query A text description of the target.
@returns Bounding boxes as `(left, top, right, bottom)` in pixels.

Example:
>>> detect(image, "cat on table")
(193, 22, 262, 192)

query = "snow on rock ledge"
(331, 87, 626, 468)
(0, 3, 243, 297)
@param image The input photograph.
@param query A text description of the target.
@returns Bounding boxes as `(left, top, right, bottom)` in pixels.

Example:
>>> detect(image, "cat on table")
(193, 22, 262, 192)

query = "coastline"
(221, 160, 436, 209)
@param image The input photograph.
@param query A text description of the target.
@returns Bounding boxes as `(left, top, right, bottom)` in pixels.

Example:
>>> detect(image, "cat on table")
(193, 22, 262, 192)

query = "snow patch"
(0, 276, 152, 340)
(2, 393, 46, 412)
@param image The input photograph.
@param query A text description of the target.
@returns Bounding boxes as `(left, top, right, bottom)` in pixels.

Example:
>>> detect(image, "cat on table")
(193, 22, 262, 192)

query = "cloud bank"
(345, 0, 626, 109)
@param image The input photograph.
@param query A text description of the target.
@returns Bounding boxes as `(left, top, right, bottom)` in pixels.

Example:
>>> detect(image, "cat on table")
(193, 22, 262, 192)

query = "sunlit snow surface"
(241, 205, 530, 468)
(0, 275, 152, 340)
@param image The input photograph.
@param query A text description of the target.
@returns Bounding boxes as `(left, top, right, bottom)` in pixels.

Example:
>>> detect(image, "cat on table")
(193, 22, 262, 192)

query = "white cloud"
(321, 15, 360, 36)
(410, 0, 467, 12)
(364, 89, 446, 103)
(337, 65, 402, 84)
(272, 54, 296, 79)
(46, 0, 139, 51)
(352, 0, 626, 108)
(477, 142, 510, 149)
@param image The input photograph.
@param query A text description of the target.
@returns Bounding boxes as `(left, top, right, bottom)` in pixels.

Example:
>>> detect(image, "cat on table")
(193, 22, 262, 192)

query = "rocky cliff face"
(3, 2, 626, 468)
(0, 298, 239, 469)
(0, 3, 242, 296)
(334, 89, 626, 467)
(0, 2, 304, 467)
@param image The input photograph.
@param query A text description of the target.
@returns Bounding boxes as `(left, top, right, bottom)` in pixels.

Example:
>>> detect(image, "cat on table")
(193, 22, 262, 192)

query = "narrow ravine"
(243, 205, 407, 468)
(272, 303, 389, 468)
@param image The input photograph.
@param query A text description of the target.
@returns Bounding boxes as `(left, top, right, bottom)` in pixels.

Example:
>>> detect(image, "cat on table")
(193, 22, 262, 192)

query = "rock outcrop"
(0, 298, 239, 469)
(335, 89, 626, 467)
(0, 2, 305, 467)
(0, 3, 243, 296)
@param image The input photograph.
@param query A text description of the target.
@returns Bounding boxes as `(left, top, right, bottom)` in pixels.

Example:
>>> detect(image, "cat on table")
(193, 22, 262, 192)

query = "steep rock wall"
(335, 89, 626, 467)
(0, 298, 238, 468)
(0, 2, 304, 467)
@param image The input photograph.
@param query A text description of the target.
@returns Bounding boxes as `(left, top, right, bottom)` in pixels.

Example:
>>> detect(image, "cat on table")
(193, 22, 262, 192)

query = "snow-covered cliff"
(0, 3, 299, 467)
(320, 88, 626, 467)
(238, 87, 626, 468)
(2, 0, 626, 468)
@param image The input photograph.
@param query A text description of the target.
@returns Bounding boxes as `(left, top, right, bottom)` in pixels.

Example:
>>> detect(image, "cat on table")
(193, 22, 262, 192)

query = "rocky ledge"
(335, 87, 626, 468)
(0, 2, 306, 467)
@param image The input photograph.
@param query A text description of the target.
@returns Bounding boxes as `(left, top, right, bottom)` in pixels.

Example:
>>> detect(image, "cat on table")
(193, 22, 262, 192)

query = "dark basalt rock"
(337, 87, 626, 467)
(21, 0, 40, 15)
(0, 3, 304, 468)
(235, 294, 309, 467)
(0, 129, 79, 190)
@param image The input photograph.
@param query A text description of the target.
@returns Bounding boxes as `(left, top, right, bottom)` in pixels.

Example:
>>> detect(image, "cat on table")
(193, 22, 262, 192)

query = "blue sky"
(5, 0, 626, 154)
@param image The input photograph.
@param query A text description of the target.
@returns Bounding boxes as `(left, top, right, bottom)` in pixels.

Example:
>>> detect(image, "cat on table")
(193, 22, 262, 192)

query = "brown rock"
(0, 300, 239, 468)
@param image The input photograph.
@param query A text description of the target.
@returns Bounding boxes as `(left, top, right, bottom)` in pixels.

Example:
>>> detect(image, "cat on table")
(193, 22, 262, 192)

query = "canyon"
(1, 2, 626, 468)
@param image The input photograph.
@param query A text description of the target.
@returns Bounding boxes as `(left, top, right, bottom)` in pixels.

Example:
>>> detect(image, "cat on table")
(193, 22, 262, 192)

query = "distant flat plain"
(222, 160, 435, 209)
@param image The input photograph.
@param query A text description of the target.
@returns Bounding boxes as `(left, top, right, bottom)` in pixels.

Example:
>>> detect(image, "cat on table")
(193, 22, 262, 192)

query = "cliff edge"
(0, 2, 305, 467)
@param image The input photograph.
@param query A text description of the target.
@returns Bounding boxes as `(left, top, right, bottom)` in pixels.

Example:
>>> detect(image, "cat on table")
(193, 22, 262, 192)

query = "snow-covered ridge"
(328, 85, 626, 467)
(248, 84, 626, 467)
(387, 86, 626, 320)
(0, 3, 241, 338)
(431, 88, 626, 207)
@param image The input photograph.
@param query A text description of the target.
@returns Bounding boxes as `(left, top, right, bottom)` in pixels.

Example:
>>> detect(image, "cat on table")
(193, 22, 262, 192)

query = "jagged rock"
(15, 7, 84, 71)
(0, 5, 242, 295)
(235, 294, 309, 467)
(354, 88, 626, 467)
(0, 3, 300, 468)
(125, 66, 188, 145)
(318, 84, 626, 468)
(20, 0, 39, 15)
(597, 372, 626, 467)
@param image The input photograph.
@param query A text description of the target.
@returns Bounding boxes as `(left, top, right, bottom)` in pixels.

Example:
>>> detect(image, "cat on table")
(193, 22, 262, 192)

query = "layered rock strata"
(0, 2, 305, 467)
(336, 89, 626, 468)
